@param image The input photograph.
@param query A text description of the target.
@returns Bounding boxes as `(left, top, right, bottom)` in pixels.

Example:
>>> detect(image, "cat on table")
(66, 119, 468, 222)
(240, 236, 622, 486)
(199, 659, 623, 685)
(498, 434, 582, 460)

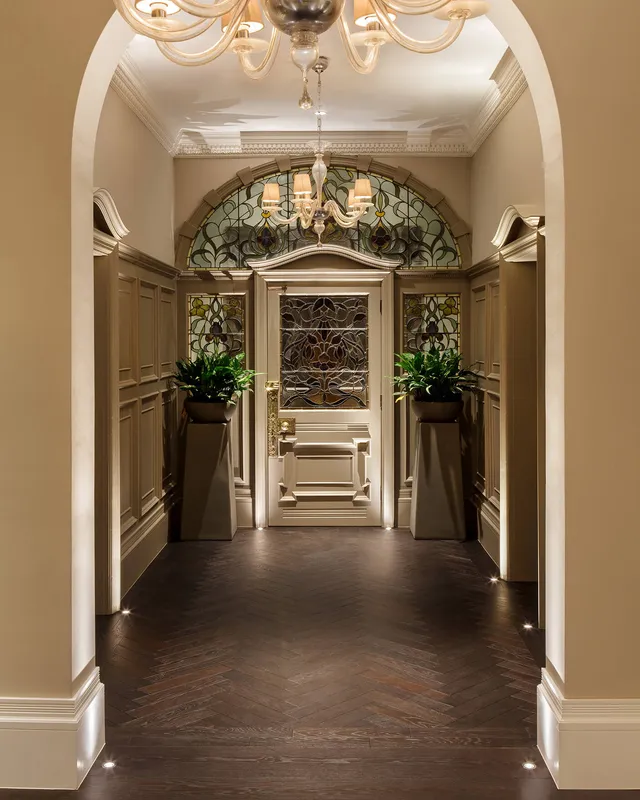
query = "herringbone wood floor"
(3, 530, 634, 798)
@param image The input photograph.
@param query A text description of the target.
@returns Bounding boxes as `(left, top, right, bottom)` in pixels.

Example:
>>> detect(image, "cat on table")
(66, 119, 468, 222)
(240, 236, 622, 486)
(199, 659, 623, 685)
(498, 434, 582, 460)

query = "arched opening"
(15, 0, 627, 792)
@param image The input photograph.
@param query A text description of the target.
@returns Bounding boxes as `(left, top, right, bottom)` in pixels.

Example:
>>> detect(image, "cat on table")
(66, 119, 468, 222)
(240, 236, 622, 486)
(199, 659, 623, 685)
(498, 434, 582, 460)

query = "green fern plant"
(392, 348, 478, 403)
(172, 349, 256, 404)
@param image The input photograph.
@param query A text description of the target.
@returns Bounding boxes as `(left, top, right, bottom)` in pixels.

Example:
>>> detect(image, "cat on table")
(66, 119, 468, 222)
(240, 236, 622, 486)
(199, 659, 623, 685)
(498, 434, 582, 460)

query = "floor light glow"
(522, 761, 537, 770)
(523, 622, 534, 630)
(121, 609, 131, 616)
(385, 526, 392, 531)
(102, 761, 116, 770)
(489, 577, 499, 584)
(257, 527, 264, 531)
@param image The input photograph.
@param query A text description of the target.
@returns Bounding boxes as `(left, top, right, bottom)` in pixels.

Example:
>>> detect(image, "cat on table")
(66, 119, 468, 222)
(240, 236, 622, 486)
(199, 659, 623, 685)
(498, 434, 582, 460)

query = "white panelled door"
(266, 284, 382, 526)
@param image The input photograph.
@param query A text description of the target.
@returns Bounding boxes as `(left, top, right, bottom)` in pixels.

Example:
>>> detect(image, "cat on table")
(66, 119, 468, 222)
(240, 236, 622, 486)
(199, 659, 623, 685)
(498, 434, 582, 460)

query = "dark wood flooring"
(3, 529, 637, 798)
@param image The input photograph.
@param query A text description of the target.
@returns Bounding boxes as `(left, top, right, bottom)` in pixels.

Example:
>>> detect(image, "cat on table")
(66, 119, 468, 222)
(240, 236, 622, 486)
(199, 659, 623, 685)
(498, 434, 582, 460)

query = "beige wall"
(470, 88, 544, 263)
(95, 87, 174, 264)
(174, 154, 471, 243)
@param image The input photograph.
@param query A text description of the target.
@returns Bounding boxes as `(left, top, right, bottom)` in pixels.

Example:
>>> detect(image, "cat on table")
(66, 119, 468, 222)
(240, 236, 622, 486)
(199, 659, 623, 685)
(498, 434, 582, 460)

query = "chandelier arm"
(370, 0, 466, 53)
(170, 0, 244, 17)
(268, 209, 302, 226)
(337, 12, 381, 75)
(156, 0, 249, 65)
(376, 0, 452, 14)
(113, 0, 217, 42)
(237, 29, 282, 80)
(324, 201, 362, 228)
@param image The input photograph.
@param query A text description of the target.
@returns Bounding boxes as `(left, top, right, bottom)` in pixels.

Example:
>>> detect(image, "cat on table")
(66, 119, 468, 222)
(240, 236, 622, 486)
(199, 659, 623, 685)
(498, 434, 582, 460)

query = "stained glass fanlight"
(189, 168, 461, 270)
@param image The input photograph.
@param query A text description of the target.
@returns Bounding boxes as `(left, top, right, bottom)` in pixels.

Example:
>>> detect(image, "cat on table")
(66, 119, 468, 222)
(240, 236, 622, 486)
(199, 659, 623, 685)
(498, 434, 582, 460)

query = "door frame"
(253, 264, 395, 529)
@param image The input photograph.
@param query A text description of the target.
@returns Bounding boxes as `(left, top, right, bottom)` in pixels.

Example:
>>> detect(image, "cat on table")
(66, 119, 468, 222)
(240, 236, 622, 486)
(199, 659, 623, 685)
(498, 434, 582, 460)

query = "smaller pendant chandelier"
(260, 59, 373, 246)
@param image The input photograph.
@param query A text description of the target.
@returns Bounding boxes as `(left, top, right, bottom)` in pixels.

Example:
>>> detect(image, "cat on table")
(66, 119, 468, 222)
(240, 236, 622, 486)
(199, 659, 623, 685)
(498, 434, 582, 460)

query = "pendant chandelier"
(260, 57, 374, 245)
(114, 0, 489, 81)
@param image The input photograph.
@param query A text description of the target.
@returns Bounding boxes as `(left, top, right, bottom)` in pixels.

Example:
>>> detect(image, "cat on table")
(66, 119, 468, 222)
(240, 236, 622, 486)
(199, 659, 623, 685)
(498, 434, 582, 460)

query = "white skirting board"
(538, 669, 640, 789)
(0, 668, 105, 790)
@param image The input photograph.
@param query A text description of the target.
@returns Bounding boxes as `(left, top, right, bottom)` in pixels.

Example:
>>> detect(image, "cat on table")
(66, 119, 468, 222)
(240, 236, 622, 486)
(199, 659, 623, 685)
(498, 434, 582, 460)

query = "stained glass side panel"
(404, 294, 460, 353)
(188, 294, 245, 358)
(280, 295, 369, 409)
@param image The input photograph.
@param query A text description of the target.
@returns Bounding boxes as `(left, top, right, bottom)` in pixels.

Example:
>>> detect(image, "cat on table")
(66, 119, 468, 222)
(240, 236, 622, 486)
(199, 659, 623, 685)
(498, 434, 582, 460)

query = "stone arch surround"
(175, 155, 472, 270)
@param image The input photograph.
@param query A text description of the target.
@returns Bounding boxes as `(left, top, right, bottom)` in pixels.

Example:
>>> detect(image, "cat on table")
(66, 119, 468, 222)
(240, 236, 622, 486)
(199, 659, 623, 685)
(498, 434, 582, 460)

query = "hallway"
(4, 530, 633, 798)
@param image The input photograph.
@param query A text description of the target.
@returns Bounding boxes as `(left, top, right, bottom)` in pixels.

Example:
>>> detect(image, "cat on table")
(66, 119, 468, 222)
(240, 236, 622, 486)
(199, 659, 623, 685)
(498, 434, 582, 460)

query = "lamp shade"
(348, 189, 356, 208)
(136, 0, 181, 14)
(222, 0, 264, 33)
(354, 178, 372, 201)
(293, 173, 313, 195)
(354, 0, 396, 26)
(262, 183, 281, 204)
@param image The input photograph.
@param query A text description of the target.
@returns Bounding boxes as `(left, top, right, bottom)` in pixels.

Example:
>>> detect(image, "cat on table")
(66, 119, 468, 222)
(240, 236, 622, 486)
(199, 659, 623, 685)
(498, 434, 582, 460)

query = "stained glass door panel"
(267, 287, 382, 527)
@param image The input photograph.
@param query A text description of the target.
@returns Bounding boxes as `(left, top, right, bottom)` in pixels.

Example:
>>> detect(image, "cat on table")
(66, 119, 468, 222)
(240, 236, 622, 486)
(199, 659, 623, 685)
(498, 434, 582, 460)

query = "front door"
(266, 285, 382, 526)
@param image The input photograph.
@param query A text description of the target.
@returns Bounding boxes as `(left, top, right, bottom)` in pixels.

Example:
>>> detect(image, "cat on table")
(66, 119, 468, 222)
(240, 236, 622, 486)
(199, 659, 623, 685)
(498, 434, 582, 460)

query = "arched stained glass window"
(188, 167, 461, 270)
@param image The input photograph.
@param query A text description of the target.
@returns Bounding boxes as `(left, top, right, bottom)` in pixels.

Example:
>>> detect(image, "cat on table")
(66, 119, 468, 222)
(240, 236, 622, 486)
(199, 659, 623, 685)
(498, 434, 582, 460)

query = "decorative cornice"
(119, 241, 182, 279)
(93, 230, 119, 257)
(491, 204, 545, 249)
(112, 46, 526, 159)
(174, 130, 470, 158)
(93, 188, 130, 240)
(247, 244, 401, 271)
(469, 48, 528, 154)
(110, 52, 177, 155)
(466, 253, 500, 278)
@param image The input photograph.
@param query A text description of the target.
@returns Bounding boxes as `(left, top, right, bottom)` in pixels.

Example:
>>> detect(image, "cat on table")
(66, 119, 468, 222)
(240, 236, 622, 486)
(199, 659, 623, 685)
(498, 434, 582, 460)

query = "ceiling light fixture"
(260, 58, 373, 246)
(115, 0, 489, 86)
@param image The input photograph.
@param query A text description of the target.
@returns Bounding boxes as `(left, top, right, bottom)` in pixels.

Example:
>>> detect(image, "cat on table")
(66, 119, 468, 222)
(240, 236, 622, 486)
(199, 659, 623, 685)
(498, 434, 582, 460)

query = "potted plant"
(392, 347, 478, 423)
(172, 349, 257, 424)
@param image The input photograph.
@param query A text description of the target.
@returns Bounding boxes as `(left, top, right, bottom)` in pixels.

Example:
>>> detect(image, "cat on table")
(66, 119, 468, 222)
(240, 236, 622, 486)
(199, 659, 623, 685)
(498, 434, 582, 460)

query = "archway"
(14, 0, 640, 792)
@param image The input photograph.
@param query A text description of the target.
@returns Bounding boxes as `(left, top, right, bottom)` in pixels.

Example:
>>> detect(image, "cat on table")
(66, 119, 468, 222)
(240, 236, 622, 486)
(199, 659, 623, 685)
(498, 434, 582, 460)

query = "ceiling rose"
(114, 0, 489, 84)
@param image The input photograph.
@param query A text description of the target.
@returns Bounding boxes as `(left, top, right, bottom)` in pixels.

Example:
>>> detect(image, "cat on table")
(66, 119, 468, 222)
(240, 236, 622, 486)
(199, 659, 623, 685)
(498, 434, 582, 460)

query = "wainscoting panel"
(470, 265, 501, 567)
(94, 242, 180, 611)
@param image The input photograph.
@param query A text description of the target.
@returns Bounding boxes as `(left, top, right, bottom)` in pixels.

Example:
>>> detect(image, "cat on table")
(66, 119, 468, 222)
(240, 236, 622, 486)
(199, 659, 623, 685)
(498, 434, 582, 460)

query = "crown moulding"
(109, 48, 526, 159)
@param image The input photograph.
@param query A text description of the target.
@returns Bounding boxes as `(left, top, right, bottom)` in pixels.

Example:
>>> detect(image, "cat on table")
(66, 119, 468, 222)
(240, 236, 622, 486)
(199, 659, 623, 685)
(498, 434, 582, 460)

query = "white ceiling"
(122, 2, 508, 149)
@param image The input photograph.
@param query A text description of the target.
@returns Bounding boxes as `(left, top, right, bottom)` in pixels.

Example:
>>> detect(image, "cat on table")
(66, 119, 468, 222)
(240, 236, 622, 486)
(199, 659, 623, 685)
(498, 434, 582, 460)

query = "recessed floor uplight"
(121, 609, 131, 616)
(385, 526, 392, 531)
(489, 576, 499, 584)
(102, 761, 116, 770)
(522, 760, 537, 770)
(523, 622, 534, 631)
(257, 527, 264, 531)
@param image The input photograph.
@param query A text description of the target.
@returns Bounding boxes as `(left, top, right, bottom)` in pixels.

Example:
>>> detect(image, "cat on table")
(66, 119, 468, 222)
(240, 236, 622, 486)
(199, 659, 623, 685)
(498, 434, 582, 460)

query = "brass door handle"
(266, 381, 280, 457)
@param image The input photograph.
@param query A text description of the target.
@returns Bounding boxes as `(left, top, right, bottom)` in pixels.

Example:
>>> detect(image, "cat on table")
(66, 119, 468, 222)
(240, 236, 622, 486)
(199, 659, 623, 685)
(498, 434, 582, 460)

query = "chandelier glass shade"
(115, 0, 489, 78)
